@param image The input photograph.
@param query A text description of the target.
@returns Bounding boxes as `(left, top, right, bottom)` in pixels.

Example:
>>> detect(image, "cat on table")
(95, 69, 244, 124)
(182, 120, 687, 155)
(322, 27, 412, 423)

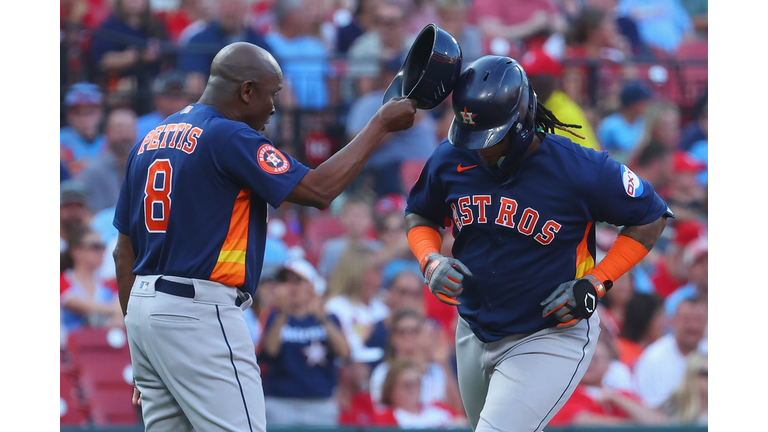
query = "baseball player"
(404, 56, 673, 432)
(112, 42, 417, 432)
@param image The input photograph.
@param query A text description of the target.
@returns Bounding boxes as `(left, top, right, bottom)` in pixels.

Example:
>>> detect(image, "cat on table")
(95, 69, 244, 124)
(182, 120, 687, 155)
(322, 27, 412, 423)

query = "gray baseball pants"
(125, 275, 265, 432)
(455, 313, 600, 431)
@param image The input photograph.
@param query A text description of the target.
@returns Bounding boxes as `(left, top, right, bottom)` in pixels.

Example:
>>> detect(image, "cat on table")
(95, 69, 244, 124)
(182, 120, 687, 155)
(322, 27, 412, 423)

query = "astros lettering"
(137, 123, 204, 155)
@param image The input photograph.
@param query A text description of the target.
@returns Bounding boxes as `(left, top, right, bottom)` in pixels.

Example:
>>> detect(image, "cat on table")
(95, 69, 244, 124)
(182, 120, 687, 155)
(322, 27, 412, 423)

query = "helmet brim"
(448, 112, 519, 150)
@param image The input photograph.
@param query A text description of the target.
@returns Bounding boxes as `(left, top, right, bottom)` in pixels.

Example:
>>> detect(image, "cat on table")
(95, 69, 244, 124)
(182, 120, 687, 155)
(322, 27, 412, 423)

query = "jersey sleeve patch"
(620, 165, 644, 198)
(257, 144, 291, 174)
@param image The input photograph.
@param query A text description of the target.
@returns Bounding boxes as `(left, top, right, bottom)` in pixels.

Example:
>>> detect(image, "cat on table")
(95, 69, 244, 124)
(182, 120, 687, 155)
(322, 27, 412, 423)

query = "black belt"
(155, 278, 244, 306)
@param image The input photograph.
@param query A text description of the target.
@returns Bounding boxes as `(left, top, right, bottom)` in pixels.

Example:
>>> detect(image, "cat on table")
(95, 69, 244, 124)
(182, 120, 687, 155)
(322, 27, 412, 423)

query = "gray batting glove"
(540, 275, 605, 329)
(422, 252, 473, 306)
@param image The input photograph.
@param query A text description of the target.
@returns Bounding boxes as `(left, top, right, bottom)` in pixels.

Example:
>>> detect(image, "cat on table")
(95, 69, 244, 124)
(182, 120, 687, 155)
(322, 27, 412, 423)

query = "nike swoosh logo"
(457, 164, 478, 172)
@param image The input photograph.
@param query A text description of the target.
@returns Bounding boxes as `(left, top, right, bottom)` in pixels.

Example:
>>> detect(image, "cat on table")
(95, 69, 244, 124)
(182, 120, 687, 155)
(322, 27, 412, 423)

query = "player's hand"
(377, 97, 417, 133)
(422, 252, 472, 306)
(132, 380, 142, 406)
(540, 275, 605, 329)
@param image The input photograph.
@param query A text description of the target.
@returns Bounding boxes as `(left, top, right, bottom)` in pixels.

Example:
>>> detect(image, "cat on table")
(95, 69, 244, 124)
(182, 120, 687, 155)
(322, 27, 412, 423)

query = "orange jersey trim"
(574, 222, 595, 279)
(210, 189, 250, 287)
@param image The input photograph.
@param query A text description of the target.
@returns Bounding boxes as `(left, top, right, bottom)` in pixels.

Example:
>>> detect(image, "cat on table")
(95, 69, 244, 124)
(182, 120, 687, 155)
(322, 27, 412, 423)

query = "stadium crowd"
(60, 0, 708, 428)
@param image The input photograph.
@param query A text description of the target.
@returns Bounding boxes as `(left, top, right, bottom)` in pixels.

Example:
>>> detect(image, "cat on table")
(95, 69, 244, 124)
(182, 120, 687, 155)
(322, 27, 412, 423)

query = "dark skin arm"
(404, 212, 442, 235)
(618, 215, 669, 252)
(113, 232, 137, 317)
(284, 98, 417, 210)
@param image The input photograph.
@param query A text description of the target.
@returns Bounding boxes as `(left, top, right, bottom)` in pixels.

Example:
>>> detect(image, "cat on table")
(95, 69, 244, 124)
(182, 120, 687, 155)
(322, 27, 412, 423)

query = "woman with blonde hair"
(325, 243, 389, 364)
(662, 351, 708, 424)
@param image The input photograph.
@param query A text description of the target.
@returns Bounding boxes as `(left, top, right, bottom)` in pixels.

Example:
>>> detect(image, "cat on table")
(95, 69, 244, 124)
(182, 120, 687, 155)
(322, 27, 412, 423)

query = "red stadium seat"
(60, 368, 89, 426)
(65, 327, 131, 367)
(77, 354, 134, 397)
(302, 215, 346, 266)
(400, 159, 427, 193)
(87, 388, 140, 426)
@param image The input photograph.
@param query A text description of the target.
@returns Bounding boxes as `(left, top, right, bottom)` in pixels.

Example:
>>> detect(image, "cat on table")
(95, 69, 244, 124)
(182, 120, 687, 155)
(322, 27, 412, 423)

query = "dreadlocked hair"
(534, 102, 585, 140)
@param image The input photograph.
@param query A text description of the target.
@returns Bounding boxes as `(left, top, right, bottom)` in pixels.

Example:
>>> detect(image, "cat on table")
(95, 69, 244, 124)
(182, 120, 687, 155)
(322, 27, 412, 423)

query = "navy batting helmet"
(382, 24, 463, 110)
(448, 56, 537, 151)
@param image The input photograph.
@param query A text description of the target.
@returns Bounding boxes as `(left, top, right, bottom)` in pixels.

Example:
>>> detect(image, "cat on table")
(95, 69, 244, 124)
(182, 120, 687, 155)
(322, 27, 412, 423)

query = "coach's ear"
(240, 80, 255, 103)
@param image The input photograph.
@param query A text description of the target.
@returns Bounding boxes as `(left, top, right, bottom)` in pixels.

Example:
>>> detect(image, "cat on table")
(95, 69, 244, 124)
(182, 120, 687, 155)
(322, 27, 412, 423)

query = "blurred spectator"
(632, 298, 707, 409)
(563, 5, 632, 111)
(135, 70, 196, 139)
(60, 225, 124, 335)
(407, 0, 439, 35)
(435, 0, 483, 64)
(616, 292, 666, 369)
(616, 0, 694, 55)
(636, 100, 682, 153)
(663, 235, 707, 318)
(76, 108, 137, 214)
(318, 192, 382, 279)
(471, 0, 567, 58)
(177, 0, 272, 80)
(60, 180, 93, 253)
(599, 272, 635, 334)
(325, 244, 390, 365)
(260, 258, 350, 426)
(382, 268, 427, 319)
(155, 0, 203, 45)
(549, 336, 667, 427)
(678, 0, 707, 39)
(335, 0, 378, 55)
(244, 274, 278, 347)
(369, 309, 463, 414)
(662, 151, 707, 221)
(628, 140, 673, 192)
(377, 358, 466, 428)
(679, 94, 707, 152)
(89, 0, 169, 115)
(346, 55, 439, 197)
(370, 197, 414, 267)
(60, 82, 106, 177)
(596, 80, 652, 164)
(661, 351, 708, 425)
(521, 47, 601, 151)
(346, 0, 415, 96)
(649, 218, 705, 299)
(337, 358, 385, 426)
(265, 0, 333, 110)
(61, 161, 73, 183)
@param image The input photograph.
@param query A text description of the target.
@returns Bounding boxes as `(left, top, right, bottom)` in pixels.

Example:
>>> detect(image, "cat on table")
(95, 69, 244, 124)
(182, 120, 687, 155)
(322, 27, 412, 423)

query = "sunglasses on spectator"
(396, 378, 421, 389)
(81, 242, 106, 251)
(394, 325, 421, 336)
(391, 286, 421, 298)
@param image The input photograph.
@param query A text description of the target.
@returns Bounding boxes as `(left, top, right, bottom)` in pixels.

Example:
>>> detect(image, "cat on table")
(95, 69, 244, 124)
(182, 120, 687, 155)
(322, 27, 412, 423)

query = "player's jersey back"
(406, 134, 671, 342)
(114, 104, 309, 295)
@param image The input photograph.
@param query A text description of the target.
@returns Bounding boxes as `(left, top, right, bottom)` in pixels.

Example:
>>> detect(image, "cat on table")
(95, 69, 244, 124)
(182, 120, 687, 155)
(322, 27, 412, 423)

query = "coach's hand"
(422, 252, 472, 306)
(377, 97, 417, 132)
(541, 275, 605, 329)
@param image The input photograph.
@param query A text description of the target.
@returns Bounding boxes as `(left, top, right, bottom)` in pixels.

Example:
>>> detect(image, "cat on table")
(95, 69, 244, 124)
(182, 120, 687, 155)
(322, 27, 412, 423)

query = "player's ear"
(240, 80, 255, 104)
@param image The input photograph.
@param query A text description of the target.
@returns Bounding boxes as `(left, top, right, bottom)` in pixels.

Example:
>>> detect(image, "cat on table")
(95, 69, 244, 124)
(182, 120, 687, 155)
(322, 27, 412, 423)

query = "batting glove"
(421, 252, 473, 306)
(540, 275, 607, 329)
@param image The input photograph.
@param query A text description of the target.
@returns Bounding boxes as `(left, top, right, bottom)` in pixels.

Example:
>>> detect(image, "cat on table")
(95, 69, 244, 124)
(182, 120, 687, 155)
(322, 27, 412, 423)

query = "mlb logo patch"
(620, 165, 643, 198)
(180, 105, 193, 114)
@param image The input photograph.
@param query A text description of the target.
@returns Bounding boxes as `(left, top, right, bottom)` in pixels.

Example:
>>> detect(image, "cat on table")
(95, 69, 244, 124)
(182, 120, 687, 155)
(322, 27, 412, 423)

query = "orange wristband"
(407, 226, 443, 273)
(588, 235, 648, 295)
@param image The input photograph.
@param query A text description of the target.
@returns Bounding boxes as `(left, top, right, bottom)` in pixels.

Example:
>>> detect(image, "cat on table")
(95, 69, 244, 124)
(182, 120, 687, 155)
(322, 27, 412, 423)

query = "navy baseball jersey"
(406, 134, 671, 342)
(260, 310, 342, 398)
(113, 104, 309, 296)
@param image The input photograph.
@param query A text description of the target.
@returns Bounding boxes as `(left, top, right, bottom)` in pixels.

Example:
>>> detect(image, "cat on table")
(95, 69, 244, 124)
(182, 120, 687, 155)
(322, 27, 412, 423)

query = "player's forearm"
(285, 118, 387, 209)
(618, 216, 668, 251)
(114, 233, 137, 316)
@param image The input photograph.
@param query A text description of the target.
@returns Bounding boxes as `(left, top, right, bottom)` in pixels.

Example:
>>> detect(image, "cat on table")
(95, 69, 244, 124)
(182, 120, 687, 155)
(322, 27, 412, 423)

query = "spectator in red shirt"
(549, 336, 667, 427)
(616, 292, 667, 369)
(649, 218, 705, 298)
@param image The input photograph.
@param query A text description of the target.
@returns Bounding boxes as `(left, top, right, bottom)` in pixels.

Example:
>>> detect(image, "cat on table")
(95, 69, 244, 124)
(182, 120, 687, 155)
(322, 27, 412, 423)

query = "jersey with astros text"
(406, 134, 671, 342)
(114, 104, 309, 296)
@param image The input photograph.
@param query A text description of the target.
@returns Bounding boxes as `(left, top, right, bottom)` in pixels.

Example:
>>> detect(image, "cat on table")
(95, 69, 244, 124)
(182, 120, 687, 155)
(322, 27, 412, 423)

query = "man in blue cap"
(597, 80, 653, 164)
(60, 82, 106, 176)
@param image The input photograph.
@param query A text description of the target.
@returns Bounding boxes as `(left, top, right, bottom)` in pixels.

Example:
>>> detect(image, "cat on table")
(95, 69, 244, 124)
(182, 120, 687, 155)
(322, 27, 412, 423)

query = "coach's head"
(198, 42, 284, 132)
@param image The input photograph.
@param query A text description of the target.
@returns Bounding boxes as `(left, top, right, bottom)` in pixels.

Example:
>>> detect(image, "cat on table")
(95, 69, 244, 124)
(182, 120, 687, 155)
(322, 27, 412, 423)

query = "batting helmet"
(382, 23, 463, 110)
(448, 56, 537, 152)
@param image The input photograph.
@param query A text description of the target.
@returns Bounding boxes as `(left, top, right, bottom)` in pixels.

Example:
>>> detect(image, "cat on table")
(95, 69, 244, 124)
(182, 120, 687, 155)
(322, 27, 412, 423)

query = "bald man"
(113, 42, 416, 432)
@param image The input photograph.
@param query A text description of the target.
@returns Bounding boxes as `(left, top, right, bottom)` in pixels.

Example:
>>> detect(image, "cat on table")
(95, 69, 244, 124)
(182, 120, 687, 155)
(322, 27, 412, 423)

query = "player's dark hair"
(535, 101, 585, 140)
(619, 293, 664, 343)
(636, 140, 671, 167)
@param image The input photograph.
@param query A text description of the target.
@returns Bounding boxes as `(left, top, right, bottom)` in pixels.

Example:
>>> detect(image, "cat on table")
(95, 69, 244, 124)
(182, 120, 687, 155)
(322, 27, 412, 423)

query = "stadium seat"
(65, 327, 131, 368)
(87, 388, 140, 426)
(60, 368, 89, 426)
(400, 159, 427, 192)
(302, 215, 346, 266)
(77, 354, 134, 397)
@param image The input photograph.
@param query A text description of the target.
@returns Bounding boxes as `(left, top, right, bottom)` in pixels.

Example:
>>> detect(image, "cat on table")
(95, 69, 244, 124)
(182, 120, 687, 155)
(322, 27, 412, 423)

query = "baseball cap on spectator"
(152, 70, 187, 95)
(620, 81, 651, 108)
(672, 219, 705, 248)
(682, 235, 707, 268)
(375, 193, 406, 214)
(672, 151, 706, 174)
(65, 82, 103, 107)
(60, 180, 88, 206)
(519, 48, 562, 78)
(276, 258, 327, 296)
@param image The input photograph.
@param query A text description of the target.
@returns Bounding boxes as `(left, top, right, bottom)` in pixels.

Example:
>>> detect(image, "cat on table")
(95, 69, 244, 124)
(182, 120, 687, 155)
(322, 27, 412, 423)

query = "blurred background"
(59, 0, 708, 430)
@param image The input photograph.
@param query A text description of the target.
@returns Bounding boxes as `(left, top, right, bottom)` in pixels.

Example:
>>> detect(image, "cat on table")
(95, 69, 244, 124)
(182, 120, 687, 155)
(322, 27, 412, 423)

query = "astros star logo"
(460, 107, 477, 125)
(303, 340, 328, 367)
(257, 144, 291, 174)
